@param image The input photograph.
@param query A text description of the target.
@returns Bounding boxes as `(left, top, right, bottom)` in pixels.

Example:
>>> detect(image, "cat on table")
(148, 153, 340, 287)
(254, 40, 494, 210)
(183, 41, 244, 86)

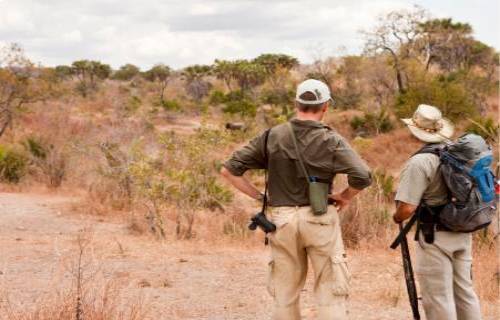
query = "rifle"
(391, 221, 421, 320)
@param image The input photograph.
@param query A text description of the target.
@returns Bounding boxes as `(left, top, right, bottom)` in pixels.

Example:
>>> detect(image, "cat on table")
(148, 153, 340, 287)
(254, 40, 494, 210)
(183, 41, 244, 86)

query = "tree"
(232, 60, 266, 94)
(213, 59, 236, 91)
(333, 56, 363, 109)
(142, 64, 172, 103)
(418, 18, 497, 75)
(213, 59, 266, 94)
(253, 53, 298, 75)
(362, 6, 428, 93)
(112, 63, 140, 81)
(182, 64, 212, 101)
(54, 65, 73, 80)
(0, 44, 53, 138)
(70, 60, 111, 97)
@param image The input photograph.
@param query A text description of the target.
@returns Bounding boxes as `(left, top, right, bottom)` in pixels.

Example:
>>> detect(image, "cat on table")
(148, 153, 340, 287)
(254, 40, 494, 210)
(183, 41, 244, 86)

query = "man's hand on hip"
(329, 186, 361, 212)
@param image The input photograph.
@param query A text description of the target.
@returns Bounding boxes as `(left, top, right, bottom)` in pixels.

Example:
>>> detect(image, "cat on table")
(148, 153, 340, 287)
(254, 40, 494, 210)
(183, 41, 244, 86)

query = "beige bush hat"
(402, 104, 454, 143)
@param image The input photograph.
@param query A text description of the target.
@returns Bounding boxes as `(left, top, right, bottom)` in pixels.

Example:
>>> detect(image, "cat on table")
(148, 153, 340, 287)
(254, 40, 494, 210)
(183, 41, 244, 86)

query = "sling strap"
(287, 122, 311, 183)
(261, 128, 271, 215)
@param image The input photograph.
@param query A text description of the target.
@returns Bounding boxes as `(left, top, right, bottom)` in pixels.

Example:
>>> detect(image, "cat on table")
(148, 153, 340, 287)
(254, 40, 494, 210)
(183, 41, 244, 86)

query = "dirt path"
(0, 193, 496, 319)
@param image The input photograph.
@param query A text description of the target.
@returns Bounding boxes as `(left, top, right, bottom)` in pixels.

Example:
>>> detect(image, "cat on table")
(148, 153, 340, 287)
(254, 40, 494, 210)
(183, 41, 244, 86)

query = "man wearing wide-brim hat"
(393, 104, 482, 320)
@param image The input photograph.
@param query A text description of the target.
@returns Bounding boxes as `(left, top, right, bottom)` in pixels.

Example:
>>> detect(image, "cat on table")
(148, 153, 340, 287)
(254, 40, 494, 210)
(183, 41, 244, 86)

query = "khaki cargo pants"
(267, 205, 350, 320)
(416, 231, 481, 320)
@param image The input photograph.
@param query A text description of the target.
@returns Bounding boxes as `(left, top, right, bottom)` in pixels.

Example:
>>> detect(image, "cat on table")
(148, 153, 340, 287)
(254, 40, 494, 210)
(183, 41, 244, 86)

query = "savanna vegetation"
(0, 6, 498, 318)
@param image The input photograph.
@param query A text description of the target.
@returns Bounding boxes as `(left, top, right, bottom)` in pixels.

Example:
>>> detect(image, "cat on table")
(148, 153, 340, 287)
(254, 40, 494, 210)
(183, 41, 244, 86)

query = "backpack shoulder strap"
(413, 143, 444, 157)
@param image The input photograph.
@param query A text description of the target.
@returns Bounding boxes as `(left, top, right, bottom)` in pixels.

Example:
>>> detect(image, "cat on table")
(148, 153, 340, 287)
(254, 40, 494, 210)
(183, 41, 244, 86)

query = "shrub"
(260, 89, 294, 106)
(350, 109, 394, 136)
(223, 99, 257, 117)
(209, 90, 227, 105)
(161, 99, 181, 111)
(395, 74, 477, 121)
(23, 136, 67, 188)
(372, 169, 395, 200)
(466, 117, 499, 143)
(112, 63, 140, 81)
(0, 145, 26, 183)
(125, 95, 142, 113)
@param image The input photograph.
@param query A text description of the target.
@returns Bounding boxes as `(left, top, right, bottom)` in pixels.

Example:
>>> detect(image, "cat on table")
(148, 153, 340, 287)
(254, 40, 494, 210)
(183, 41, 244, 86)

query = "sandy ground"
(0, 192, 497, 319)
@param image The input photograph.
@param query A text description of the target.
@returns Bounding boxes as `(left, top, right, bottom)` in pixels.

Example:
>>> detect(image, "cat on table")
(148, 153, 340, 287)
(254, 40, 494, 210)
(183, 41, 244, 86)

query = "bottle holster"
(415, 204, 446, 244)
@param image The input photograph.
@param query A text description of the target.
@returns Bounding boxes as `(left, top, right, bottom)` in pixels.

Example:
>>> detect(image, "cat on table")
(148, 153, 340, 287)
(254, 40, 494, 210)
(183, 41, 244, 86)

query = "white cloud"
(0, 0, 497, 69)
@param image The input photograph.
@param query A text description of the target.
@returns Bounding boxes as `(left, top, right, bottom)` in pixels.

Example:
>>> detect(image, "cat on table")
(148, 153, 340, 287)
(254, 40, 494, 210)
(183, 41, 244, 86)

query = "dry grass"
(1, 283, 148, 320)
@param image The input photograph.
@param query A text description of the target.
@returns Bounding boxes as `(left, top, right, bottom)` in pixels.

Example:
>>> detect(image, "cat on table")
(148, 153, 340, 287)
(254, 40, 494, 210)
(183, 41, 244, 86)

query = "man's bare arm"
(220, 167, 262, 200)
(393, 201, 418, 223)
(330, 186, 362, 212)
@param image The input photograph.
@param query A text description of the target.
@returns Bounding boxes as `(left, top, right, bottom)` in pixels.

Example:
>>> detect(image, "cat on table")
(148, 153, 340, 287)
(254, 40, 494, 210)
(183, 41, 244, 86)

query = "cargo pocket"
(305, 211, 335, 246)
(330, 255, 351, 296)
(266, 260, 276, 297)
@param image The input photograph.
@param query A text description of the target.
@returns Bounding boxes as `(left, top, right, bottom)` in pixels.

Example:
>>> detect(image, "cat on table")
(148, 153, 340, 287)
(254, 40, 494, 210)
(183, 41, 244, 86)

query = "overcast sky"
(0, 0, 498, 69)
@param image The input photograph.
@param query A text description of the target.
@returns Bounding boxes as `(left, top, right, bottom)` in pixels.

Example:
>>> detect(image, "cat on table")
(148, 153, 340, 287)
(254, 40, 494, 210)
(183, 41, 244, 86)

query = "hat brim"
(401, 118, 454, 143)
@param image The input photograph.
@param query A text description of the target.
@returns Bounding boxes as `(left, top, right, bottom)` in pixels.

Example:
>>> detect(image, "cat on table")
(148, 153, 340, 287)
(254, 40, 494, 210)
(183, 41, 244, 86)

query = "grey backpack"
(418, 134, 497, 232)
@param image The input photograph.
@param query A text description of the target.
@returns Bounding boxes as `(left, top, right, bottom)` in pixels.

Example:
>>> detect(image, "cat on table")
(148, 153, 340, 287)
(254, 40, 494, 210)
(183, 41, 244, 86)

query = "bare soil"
(0, 193, 497, 319)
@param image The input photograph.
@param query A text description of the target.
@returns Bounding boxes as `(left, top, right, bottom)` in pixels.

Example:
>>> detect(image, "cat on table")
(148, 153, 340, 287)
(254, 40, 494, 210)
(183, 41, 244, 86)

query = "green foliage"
(22, 136, 67, 188)
(23, 137, 46, 159)
(113, 64, 140, 81)
(208, 90, 257, 117)
(54, 65, 73, 80)
(182, 65, 212, 101)
(395, 74, 477, 121)
(143, 64, 172, 103)
(126, 95, 142, 113)
(253, 53, 299, 75)
(350, 109, 394, 136)
(161, 99, 181, 111)
(0, 145, 26, 183)
(260, 88, 294, 106)
(142, 64, 171, 82)
(70, 60, 111, 96)
(372, 169, 394, 200)
(223, 98, 257, 117)
(334, 56, 363, 109)
(466, 117, 499, 143)
(209, 90, 226, 105)
(213, 59, 266, 93)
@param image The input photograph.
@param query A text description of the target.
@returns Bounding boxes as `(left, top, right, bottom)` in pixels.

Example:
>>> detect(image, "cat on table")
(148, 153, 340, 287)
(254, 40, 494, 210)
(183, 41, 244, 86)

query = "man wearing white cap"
(393, 104, 482, 319)
(221, 79, 372, 319)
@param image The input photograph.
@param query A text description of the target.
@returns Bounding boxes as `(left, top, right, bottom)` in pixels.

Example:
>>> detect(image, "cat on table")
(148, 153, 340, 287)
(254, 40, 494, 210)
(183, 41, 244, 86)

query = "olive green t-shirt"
(223, 119, 372, 207)
(395, 153, 448, 206)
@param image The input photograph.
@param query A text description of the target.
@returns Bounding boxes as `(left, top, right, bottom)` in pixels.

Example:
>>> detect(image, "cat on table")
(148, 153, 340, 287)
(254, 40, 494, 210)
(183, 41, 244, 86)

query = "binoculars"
(248, 212, 276, 233)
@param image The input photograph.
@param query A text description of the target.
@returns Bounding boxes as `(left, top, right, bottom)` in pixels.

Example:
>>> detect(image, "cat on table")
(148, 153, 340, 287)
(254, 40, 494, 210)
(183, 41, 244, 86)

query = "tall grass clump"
(0, 145, 26, 183)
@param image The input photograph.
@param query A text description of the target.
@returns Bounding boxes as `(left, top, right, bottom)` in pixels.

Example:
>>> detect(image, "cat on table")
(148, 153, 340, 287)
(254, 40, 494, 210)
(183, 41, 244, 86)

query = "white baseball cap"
(295, 79, 332, 105)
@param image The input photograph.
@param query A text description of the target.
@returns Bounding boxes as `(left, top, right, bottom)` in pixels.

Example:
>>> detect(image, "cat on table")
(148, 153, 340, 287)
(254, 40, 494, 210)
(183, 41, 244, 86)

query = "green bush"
(395, 75, 477, 121)
(126, 96, 142, 113)
(0, 145, 26, 183)
(350, 109, 394, 136)
(161, 99, 181, 111)
(260, 89, 294, 106)
(223, 99, 257, 117)
(210, 90, 257, 117)
(372, 169, 394, 200)
(209, 90, 227, 105)
(466, 117, 499, 143)
(23, 137, 47, 159)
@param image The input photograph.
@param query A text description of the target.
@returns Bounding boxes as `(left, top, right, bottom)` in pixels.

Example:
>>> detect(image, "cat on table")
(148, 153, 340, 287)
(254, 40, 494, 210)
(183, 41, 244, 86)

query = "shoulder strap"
(413, 143, 444, 157)
(287, 122, 310, 182)
(262, 129, 271, 213)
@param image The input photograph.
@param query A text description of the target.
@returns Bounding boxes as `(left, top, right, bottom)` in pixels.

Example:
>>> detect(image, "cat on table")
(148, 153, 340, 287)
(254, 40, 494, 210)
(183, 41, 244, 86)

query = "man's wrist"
(256, 192, 265, 202)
